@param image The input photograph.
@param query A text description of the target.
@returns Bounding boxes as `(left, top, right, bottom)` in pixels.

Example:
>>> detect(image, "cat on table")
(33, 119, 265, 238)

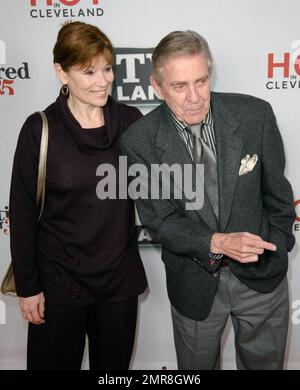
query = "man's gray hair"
(151, 30, 213, 83)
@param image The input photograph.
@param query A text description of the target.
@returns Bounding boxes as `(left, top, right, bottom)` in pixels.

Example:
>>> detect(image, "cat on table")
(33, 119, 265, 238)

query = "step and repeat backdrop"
(0, 0, 299, 369)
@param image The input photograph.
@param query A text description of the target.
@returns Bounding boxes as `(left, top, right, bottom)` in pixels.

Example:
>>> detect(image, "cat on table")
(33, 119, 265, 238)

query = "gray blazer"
(120, 92, 295, 320)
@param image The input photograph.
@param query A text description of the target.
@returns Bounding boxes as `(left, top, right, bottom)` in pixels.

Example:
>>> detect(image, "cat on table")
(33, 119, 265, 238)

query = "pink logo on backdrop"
(30, 0, 100, 5)
(266, 40, 300, 90)
(294, 200, 300, 234)
(295, 200, 300, 223)
(29, 0, 104, 18)
(268, 53, 300, 78)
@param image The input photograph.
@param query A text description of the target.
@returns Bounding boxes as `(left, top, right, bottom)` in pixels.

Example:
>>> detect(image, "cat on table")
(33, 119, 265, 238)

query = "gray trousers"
(171, 267, 289, 370)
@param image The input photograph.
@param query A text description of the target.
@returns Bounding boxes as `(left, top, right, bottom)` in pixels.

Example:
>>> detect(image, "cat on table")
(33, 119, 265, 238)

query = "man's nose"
(187, 86, 200, 103)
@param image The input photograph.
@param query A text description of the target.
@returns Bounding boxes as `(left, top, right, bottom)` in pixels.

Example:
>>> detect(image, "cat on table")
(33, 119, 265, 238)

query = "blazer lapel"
(212, 93, 243, 232)
(155, 104, 219, 231)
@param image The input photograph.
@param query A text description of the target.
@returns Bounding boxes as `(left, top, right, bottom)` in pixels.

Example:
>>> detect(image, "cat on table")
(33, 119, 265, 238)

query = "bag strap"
(0, 112, 49, 297)
(36, 111, 49, 222)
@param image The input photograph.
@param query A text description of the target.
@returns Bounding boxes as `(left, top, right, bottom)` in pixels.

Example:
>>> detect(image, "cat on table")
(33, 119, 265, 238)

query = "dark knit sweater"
(9, 94, 147, 305)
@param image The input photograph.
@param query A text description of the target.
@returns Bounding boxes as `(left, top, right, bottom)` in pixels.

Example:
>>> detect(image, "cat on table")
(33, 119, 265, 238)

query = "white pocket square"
(239, 154, 258, 176)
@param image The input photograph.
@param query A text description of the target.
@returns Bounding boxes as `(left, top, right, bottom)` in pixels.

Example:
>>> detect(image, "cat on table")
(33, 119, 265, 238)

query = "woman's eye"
(104, 66, 112, 72)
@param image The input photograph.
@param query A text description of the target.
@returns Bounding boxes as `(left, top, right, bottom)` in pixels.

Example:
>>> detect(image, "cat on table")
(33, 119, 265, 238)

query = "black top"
(9, 94, 147, 306)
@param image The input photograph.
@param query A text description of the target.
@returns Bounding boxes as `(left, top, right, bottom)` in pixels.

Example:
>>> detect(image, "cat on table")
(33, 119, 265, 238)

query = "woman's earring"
(60, 84, 69, 96)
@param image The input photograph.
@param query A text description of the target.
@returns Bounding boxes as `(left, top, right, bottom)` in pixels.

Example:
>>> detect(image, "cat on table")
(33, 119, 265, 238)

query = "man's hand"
(19, 292, 45, 325)
(211, 232, 277, 263)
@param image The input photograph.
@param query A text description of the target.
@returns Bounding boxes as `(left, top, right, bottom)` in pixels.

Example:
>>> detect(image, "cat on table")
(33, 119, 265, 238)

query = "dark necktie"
(188, 124, 219, 218)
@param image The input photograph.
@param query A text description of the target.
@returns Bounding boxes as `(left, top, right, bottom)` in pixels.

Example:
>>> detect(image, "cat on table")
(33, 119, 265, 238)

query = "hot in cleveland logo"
(266, 40, 300, 90)
(29, 0, 104, 18)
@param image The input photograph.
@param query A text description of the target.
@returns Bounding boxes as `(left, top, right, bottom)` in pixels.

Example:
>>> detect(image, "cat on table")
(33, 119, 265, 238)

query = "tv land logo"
(29, 0, 104, 18)
(112, 48, 161, 106)
(0, 62, 31, 96)
(266, 40, 300, 90)
(0, 207, 9, 235)
(137, 226, 155, 245)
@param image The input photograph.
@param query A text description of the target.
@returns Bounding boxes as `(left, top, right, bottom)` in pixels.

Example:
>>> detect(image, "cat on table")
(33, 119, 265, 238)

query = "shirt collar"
(168, 106, 213, 133)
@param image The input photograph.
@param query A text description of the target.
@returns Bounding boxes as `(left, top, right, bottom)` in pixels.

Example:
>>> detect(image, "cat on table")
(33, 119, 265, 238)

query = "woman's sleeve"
(9, 113, 44, 297)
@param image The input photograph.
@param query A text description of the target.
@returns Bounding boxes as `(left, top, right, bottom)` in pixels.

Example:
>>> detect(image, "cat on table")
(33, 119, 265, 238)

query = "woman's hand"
(19, 292, 45, 325)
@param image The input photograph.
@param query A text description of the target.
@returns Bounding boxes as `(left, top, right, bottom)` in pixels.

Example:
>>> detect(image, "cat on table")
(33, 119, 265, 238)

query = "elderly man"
(120, 31, 295, 370)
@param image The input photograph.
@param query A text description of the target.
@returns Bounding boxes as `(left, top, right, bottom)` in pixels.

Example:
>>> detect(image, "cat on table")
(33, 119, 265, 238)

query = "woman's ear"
(54, 63, 67, 85)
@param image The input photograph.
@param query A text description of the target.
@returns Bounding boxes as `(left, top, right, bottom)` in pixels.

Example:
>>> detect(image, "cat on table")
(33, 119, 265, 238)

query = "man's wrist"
(210, 233, 224, 254)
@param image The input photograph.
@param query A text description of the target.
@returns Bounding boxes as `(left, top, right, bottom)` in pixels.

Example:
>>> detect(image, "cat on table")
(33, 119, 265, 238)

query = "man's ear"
(54, 63, 68, 85)
(150, 75, 164, 99)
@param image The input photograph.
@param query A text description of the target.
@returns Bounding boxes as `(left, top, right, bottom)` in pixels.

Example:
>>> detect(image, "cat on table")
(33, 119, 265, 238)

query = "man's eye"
(174, 85, 184, 90)
(199, 78, 208, 84)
